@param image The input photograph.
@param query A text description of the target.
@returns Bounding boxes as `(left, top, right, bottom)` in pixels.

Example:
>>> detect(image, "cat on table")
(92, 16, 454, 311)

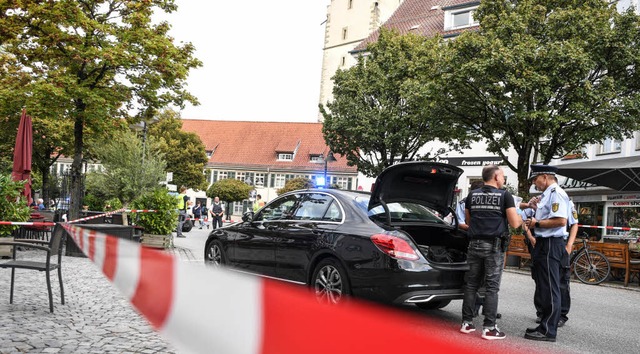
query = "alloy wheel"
(314, 265, 343, 304)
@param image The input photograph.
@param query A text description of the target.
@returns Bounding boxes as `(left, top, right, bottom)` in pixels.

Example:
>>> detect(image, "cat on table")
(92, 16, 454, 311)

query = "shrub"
(0, 174, 32, 237)
(131, 188, 178, 235)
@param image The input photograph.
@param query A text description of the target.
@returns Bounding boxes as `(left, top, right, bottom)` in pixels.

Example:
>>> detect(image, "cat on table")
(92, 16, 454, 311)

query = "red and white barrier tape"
(61, 224, 496, 354)
(0, 221, 56, 226)
(67, 208, 127, 224)
(124, 209, 157, 213)
(578, 224, 639, 231)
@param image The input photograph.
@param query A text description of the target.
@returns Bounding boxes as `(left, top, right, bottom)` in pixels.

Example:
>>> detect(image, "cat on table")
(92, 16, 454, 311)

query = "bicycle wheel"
(573, 250, 610, 285)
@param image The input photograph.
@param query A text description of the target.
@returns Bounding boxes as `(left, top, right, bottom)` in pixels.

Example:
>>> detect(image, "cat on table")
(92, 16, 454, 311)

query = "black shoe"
(176, 235, 186, 238)
(558, 319, 567, 327)
(524, 331, 556, 342)
(496, 313, 502, 319)
(535, 316, 542, 324)
(525, 327, 539, 334)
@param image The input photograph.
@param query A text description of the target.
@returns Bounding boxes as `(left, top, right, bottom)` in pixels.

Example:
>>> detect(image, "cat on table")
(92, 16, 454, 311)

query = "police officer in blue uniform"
(524, 165, 570, 342)
(459, 165, 521, 340)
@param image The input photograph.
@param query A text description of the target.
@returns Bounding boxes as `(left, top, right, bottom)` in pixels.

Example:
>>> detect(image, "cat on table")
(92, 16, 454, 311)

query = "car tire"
(312, 258, 350, 304)
(182, 220, 193, 232)
(415, 299, 451, 310)
(205, 240, 226, 266)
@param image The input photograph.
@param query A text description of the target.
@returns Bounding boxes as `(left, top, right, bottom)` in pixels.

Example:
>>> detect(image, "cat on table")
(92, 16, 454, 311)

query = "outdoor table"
(65, 224, 137, 257)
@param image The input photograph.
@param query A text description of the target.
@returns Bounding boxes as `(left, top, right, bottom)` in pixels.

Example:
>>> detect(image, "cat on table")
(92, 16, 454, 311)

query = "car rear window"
(354, 196, 445, 224)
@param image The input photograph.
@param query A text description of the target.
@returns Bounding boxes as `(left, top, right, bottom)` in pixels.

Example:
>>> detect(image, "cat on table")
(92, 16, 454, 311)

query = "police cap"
(529, 164, 558, 180)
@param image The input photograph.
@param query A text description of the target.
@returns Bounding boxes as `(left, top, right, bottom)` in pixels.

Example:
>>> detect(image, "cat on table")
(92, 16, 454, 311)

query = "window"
(598, 138, 622, 154)
(218, 171, 228, 180)
(235, 171, 246, 181)
(323, 202, 343, 222)
(274, 174, 286, 188)
(254, 173, 265, 186)
(277, 153, 293, 161)
(342, 27, 348, 40)
(334, 177, 350, 190)
(310, 155, 323, 163)
(256, 194, 300, 221)
(233, 201, 245, 214)
(444, 7, 479, 30)
(293, 193, 333, 221)
(636, 132, 640, 150)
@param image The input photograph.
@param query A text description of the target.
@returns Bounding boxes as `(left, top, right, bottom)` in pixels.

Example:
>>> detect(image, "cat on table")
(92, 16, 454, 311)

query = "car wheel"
(205, 240, 225, 266)
(312, 258, 350, 304)
(182, 220, 193, 232)
(415, 299, 451, 310)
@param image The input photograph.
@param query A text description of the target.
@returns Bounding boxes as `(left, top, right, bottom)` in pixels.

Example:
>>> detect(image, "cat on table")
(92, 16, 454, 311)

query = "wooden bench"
(589, 242, 633, 286)
(506, 234, 531, 268)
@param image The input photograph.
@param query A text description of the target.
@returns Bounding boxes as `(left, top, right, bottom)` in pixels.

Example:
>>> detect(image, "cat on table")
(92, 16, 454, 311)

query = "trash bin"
(65, 224, 136, 257)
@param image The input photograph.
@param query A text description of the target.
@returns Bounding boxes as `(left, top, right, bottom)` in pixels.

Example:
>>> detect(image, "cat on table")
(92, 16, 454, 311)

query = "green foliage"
(131, 188, 179, 236)
(90, 129, 167, 204)
(207, 179, 252, 203)
(436, 1, 640, 194)
(82, 194, 102, 212)
(0, 0, 202, 219)
(321, 28, 469, 177)
(148, 109, 208, 190)
(103, 198, 123, 211)
(277, 177, 316, 195)
(0, 174, 32, 237)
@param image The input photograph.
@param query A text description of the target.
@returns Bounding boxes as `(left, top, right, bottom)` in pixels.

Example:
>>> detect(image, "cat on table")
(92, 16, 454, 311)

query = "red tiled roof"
(353, 0, 479, 52)
(181, 120, 357, 174)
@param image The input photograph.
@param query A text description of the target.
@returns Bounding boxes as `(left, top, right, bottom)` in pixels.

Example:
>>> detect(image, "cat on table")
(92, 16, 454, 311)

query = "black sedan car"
(204, 162, 471, 309)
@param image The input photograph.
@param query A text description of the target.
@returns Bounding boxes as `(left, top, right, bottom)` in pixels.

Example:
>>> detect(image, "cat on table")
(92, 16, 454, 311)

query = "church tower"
(318, 0, 403, 121)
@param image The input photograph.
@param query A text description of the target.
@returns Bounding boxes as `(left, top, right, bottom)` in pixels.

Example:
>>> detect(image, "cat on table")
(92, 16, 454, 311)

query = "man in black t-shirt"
(460, 165, 522, 341)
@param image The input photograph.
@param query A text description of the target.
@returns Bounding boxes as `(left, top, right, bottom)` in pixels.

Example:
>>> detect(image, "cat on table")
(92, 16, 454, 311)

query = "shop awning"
(556, 156, 640, 192)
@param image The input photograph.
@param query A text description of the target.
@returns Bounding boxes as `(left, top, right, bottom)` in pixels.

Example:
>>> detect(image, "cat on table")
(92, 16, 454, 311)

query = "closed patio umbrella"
(11, 109, 33, 205)
(556, 156, 640, 192)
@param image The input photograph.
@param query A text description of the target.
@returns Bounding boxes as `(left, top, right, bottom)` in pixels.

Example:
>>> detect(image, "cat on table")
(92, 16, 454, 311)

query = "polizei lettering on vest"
(470, 193, 502, 211)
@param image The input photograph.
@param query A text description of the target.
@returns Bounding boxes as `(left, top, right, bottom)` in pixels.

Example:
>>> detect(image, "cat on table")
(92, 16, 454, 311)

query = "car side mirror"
(242, 211, 254, 222)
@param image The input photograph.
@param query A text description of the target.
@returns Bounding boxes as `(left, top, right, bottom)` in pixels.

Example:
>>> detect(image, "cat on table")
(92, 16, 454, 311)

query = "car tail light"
(371, 234, 420, 261)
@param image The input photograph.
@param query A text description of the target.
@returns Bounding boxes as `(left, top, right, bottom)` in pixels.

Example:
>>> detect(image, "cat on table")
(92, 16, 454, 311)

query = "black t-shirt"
(465, 186, 515, 239)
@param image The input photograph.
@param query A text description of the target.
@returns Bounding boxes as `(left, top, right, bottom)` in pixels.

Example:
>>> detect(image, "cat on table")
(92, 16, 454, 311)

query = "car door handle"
(312, 229, 323, 235)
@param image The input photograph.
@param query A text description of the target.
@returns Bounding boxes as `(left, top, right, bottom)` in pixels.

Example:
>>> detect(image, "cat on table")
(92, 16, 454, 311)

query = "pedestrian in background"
(460, 165, 521, 340)
(253, 194, 265, 213)
(524, 165, 570, 342)
(193, 201, 203, 229)
(176, 186, 188, 238)
(210, 197, 224, 229)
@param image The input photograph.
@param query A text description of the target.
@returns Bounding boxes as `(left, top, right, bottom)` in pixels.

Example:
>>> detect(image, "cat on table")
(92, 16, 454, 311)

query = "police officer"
(560, 191, 579, 327)
(460, 165, 521, 340)
(524, 165, 570, 342)
(457, 180, 485, 231)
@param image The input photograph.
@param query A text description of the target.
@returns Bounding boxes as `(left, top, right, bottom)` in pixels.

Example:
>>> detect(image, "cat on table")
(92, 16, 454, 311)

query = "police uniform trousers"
(532, 237, 565, 338)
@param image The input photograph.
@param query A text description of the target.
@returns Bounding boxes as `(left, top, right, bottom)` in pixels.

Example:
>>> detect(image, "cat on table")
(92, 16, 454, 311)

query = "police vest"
(466, 186, 509, 239)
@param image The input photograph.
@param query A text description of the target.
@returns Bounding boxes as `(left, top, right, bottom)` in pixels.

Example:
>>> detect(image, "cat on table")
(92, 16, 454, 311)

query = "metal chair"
(0, 224, 66, 312)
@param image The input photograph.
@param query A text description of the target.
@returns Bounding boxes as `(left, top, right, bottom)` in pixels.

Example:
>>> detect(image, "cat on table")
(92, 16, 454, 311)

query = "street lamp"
(323, 151, 337, 188)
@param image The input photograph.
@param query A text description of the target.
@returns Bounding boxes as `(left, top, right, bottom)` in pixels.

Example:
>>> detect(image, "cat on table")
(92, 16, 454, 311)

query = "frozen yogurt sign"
(437, 156, 504, 166)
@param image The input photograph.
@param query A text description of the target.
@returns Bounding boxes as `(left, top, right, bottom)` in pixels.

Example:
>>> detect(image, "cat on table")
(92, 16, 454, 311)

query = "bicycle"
(570, 232, 611, 285)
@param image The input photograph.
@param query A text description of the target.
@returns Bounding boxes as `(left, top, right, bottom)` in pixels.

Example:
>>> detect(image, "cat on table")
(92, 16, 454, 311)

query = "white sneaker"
(460, 322, 476, 334)
(482, 326, 506, 340)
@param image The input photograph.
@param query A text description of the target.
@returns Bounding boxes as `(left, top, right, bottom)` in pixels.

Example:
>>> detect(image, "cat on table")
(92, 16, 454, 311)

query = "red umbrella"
(12, 109, 33, 205)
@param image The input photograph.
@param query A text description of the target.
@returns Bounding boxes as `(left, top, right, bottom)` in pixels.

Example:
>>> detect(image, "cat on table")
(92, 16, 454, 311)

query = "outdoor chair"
(0, 224, 66, 312)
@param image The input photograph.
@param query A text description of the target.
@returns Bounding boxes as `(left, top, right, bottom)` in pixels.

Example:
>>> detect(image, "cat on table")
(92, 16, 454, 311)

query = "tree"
(0, 1, 201, 219)
(207, 178, 252, 219)
(148, 109, 208, 190)
(320, 28, 470, 177)
(86, 129, 166, 205)
(436, 1, 640, 195)
(277, 177, 315, 195)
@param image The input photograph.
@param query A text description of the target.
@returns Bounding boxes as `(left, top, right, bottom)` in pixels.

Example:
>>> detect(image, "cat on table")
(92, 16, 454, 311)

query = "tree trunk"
(69, 102, 85, 221)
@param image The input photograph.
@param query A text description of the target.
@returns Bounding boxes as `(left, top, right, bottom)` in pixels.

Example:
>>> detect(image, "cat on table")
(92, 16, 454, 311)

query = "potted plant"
(131, 188, 178, 249)
(0, 174, 32, 257)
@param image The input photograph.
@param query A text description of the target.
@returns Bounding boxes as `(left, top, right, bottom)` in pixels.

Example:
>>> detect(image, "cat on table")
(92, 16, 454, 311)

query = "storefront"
(562, 176, 640, 241)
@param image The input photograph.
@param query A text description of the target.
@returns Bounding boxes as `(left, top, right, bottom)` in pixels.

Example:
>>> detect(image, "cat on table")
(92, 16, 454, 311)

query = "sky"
(159, 1, 330, 122)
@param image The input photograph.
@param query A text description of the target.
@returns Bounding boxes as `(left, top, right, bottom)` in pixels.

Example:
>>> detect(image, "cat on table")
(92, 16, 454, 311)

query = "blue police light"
(316, 176, 326, 187)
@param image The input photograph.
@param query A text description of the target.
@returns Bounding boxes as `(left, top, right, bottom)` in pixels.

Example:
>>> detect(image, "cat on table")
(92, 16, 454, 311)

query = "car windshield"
(353, 195, 446, 224)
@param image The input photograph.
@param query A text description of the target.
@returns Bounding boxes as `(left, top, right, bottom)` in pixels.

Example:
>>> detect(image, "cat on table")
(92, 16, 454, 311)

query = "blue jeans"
(462, 238, 504, 328)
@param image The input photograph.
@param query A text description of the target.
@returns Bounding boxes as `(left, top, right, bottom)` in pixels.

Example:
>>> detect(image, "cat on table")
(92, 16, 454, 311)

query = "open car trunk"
(398, 224, 469, 270)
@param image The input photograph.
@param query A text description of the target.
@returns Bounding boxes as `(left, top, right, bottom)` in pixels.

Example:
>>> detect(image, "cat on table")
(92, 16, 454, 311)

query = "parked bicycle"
(571, 232, 611, 285)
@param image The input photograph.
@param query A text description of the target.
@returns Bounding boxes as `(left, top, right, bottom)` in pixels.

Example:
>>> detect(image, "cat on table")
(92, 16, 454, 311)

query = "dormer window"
(444, 5, 479, 30)
(310, 155, 324, 163)
(278, 153, 294, 161)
